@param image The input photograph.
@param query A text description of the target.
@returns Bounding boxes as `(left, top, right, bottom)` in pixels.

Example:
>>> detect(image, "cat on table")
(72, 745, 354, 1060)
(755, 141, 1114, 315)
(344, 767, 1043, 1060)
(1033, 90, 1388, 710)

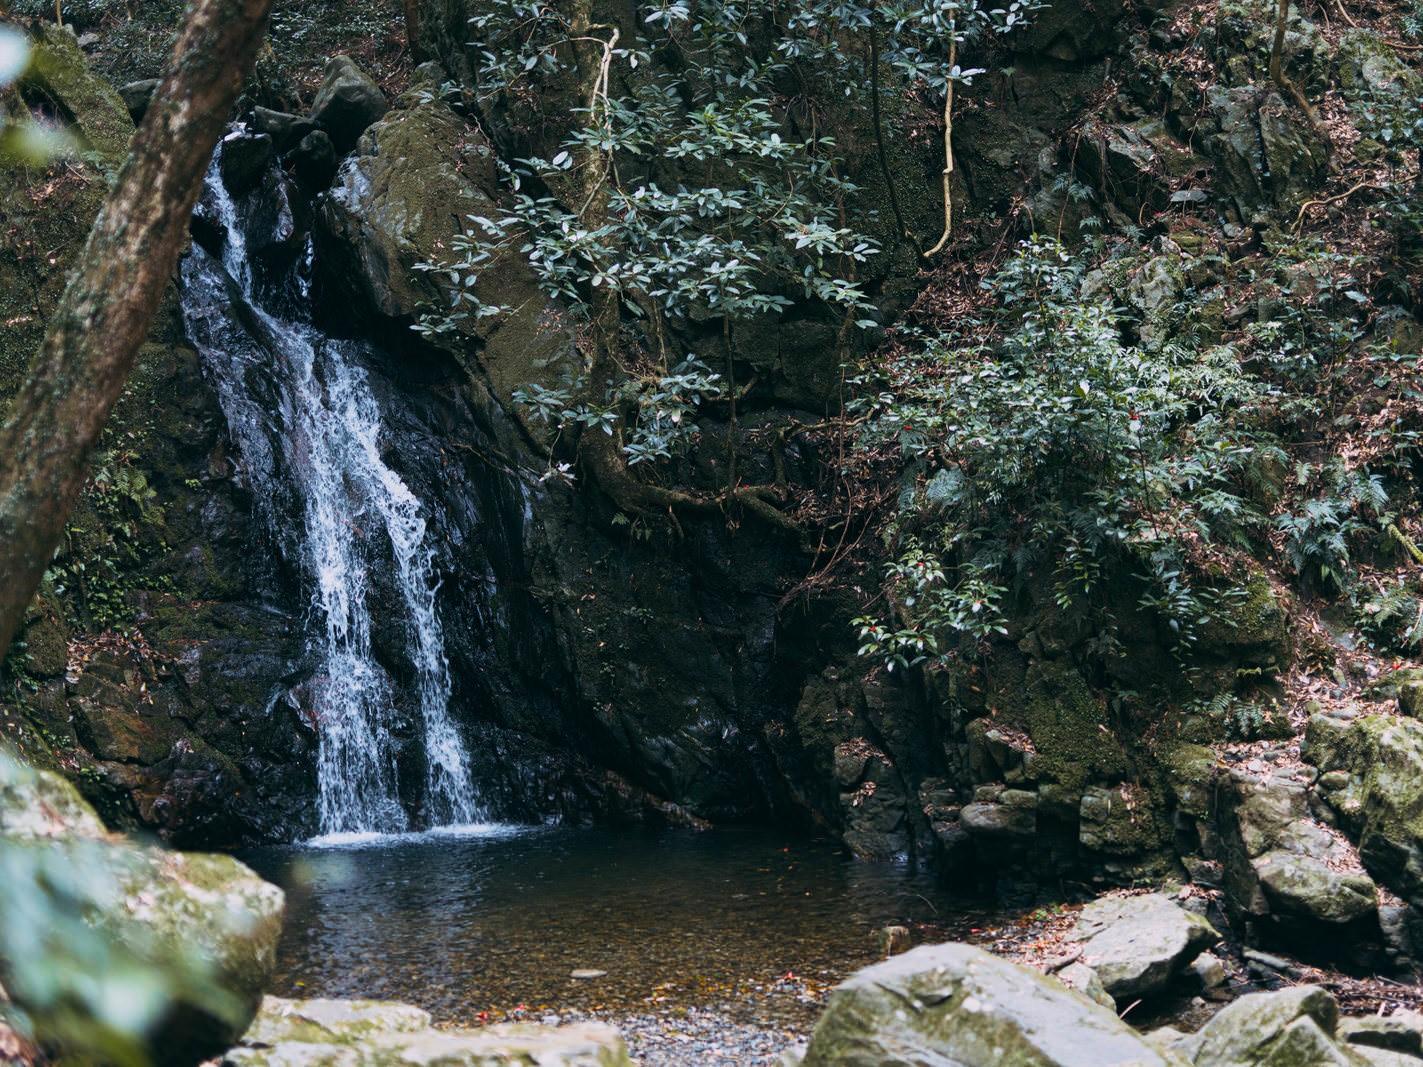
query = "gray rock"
(1219, 766, 1379, 934)
(240, 997, 432, 1046)
(252, 106, 317, 152)
(1057, 962, 1116, 1009)
(1073, 893, 1220, 1000)
(1304, 714, 1423, 903)
(226, 997, 632, 1066)
(800, 943, 1178, 1066)
(1339, 1012, 1423, 1055)
(1177, 985, 1368, 1067)
(119, 77, 160, 122)
(1243, 947, 1302, 979)
(310, 55, 388, 153)
(1189, 952, 1227, 991)
(1254, 848, 1378, 924)
(962, 798, 1037, 838)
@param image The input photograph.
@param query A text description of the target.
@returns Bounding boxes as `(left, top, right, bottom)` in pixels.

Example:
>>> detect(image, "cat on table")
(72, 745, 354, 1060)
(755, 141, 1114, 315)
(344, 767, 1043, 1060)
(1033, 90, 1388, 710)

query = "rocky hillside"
(1, 0, 1422, 978)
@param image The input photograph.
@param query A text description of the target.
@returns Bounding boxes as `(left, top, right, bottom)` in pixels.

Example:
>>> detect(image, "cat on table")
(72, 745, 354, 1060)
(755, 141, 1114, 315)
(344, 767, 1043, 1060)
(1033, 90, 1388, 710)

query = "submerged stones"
(225, 996, 632, 1067)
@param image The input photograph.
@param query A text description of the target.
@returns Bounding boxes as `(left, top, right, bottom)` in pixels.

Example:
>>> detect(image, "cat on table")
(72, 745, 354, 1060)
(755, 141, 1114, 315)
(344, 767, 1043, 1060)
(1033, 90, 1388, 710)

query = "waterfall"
(180, 137, 481, 836)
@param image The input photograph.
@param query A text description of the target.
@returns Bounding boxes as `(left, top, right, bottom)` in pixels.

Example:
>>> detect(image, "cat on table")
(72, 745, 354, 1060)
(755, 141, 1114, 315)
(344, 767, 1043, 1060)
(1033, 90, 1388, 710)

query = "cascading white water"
(181, 139, 481, 835)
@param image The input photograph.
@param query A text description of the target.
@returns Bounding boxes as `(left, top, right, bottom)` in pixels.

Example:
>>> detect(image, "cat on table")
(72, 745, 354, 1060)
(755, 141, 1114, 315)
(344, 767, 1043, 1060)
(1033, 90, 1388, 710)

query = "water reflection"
(243, 827, 971, 1024)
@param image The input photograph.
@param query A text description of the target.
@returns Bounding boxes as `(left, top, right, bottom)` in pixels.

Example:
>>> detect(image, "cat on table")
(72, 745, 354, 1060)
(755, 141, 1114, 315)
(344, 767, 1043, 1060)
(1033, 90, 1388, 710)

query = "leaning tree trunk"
(0, 0, 273, 660)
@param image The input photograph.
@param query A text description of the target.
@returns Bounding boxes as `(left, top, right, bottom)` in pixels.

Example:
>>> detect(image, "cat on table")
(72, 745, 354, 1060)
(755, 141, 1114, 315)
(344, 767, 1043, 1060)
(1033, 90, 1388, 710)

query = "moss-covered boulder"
(1305, 712, 1423, 904)
(314, 76, 575, 437)
(800, 942, 1179, 1066)
(1020, 661, 1128, 792)
(225, 996, 632, 1066)
(1218, 763, 1379, 941)
(0, 759, 284, 1065)
(309, 55, 388, 153)
(1175, 986, 1368, 1066)
(22, 22, 134, 168)
(1204, 86, 1328, 218)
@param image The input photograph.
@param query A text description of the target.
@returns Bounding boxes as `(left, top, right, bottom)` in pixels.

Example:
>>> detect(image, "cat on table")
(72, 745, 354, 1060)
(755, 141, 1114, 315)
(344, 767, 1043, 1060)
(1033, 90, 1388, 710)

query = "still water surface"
(243, 826, 972, 1025)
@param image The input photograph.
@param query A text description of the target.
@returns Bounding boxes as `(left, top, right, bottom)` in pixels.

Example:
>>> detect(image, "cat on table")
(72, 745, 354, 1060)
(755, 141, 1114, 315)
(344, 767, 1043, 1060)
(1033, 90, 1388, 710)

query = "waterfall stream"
(180, 137, 481, 836)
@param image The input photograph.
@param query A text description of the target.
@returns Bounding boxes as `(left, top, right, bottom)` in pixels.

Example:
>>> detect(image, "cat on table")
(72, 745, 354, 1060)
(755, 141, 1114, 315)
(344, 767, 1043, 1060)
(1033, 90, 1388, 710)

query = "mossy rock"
(1160, 742, 1220, 820)
(801, 943, 1176, 1066)
(1304, 712, 1423, 902)
(226, 999, 633, 1067)
(1019, 661, 1127, 792)
(23, 23, 135, 169)
(0, 759, 284, 1063)
(1196, 573, 1290, 666)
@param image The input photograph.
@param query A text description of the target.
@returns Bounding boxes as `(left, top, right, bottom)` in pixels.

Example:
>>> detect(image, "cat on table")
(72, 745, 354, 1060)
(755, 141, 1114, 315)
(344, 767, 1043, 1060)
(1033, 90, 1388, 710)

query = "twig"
(1292, 179, 1385, 230)
(924, 36, 958, 258)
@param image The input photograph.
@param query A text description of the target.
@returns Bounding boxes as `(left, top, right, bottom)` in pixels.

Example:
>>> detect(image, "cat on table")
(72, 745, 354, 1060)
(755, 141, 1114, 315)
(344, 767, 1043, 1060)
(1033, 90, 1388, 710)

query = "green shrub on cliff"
(853, 238, 1270, 668)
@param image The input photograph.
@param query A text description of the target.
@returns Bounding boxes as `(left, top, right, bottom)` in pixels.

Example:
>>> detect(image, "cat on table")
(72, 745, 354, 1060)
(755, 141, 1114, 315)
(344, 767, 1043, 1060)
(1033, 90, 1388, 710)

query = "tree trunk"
(404, 0, 423, 62)
(0, 0, 273, 660)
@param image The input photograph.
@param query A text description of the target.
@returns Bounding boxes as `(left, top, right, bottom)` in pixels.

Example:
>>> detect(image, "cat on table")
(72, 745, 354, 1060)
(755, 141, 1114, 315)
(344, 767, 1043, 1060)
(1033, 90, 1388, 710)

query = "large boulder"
(1203, 86, 1327, 218)
(315, 82, 576, 434)
(317, 87, 489, 321)
(309, 55, 388, 153)
(800, 943, 1180, 1066)
(0, 757, 284, 1065)
(1073, 893, 1220, 1001)
(1174, 986, 1370, 1067)
(22, 23, 134, 167)
(1218, 764, 1379, 939)
(225, 996, 632, 1066)
(1306, 712, 1423, 904)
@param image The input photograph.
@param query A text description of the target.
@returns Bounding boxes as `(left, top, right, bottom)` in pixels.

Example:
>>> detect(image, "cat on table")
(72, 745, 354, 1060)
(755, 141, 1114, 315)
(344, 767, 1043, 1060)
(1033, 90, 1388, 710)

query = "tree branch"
(924, 37, 958, 258)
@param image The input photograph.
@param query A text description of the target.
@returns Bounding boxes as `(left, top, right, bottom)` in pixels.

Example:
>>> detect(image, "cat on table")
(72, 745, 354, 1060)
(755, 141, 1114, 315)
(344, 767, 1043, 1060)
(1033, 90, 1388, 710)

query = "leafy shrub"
(1276, 462, 1388, 592)
(854, 238, 1270, 669)
(1358, 578, 1423, 652)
